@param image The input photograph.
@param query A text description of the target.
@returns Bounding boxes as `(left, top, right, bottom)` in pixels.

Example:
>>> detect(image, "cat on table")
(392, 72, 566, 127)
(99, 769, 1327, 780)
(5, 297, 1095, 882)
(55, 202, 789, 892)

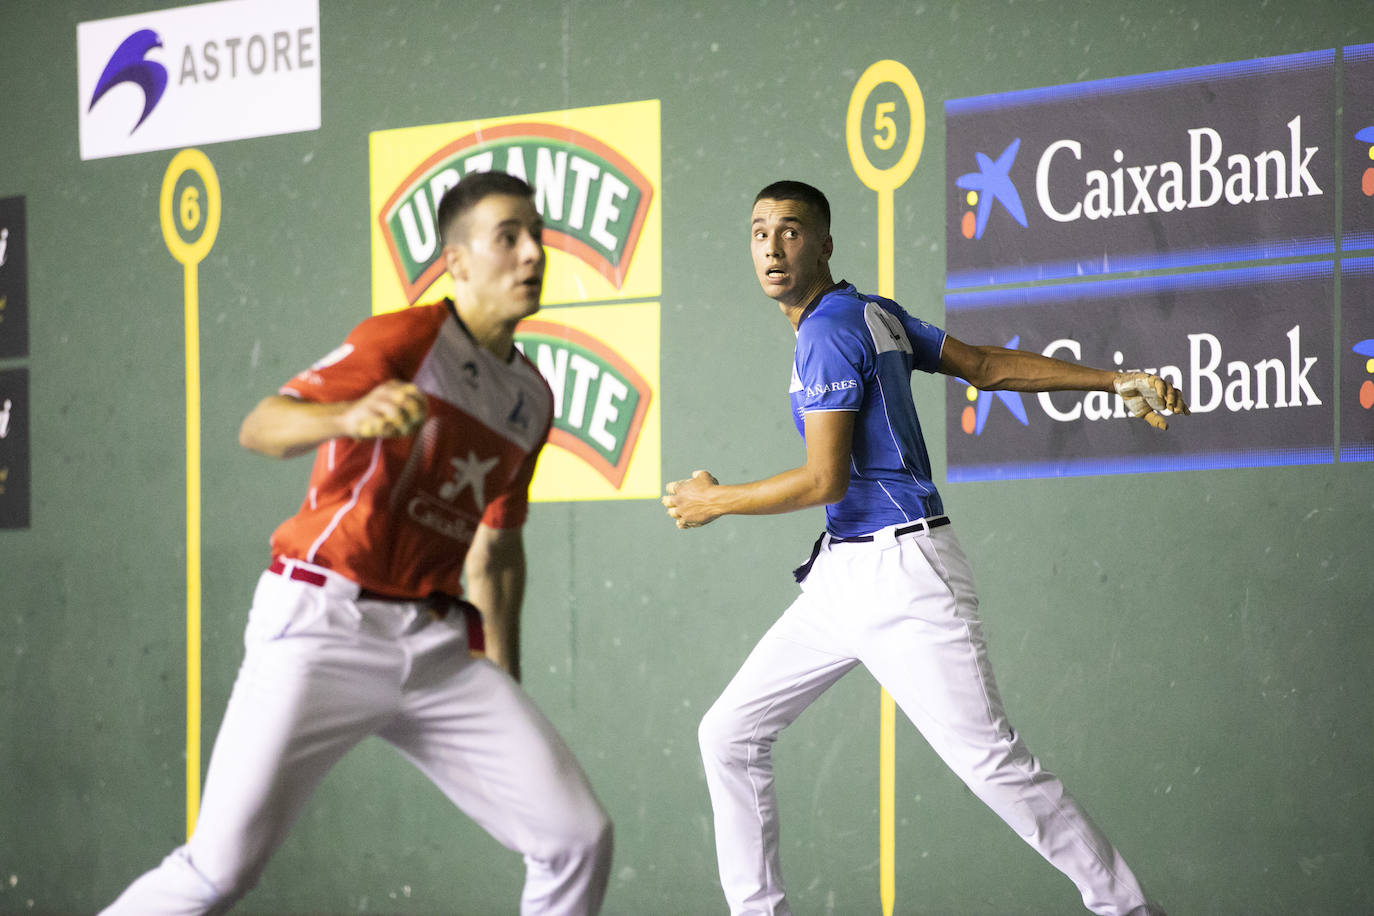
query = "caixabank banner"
(0, 196, 26, 360)
(369, 99, 661, 501)
(945, 263, 1335, 480)
(0, 368, 29, 529)
(1342, 43, 1374, 252)
(1339, 258, 1374, 463)
(945, 49, 1335, 288)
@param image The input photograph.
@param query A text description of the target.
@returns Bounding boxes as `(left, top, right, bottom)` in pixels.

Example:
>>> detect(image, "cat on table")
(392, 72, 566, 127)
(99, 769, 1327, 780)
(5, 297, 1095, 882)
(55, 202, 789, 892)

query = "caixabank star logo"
(954, 334, 1029, 434)
(953, 139, 1028, 241)
(369, 100, 662, 501)
(1354, 338, 1374, 412)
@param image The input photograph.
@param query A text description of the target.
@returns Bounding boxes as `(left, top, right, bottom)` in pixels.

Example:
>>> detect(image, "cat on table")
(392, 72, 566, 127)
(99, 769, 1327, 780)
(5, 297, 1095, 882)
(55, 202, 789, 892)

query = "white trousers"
(102, 561, 612, 916)
(698, 523, 1153, 916)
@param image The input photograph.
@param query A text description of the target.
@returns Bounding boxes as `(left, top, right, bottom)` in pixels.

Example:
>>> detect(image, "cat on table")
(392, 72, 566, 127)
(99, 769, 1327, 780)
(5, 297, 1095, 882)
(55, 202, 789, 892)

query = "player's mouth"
(764, 266, 788, 282)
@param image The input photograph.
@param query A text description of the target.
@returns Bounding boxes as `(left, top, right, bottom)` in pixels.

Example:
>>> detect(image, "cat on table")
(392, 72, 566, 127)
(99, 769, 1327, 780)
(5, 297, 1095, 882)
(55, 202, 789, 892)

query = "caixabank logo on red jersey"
(370, 101, 662, 501)
(944, 264, 1335, 480)
(945, 49, 1335, 288)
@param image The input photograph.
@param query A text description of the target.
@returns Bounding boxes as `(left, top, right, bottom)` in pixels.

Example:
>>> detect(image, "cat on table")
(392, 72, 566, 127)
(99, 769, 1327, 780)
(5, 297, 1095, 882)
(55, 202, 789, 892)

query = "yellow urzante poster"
(368, 99, 661, 501)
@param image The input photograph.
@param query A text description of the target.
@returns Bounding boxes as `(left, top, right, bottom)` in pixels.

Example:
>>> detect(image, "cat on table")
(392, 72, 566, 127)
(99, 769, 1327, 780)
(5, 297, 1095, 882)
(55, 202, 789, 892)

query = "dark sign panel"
(0, 196, 27, 359)
(0, 368, 29, 528)
(1343, 44, 1374, 252)
(945, 264, 1334, 481)
(1340, 258, 1374, 462)
(946, 50, 1335, 288)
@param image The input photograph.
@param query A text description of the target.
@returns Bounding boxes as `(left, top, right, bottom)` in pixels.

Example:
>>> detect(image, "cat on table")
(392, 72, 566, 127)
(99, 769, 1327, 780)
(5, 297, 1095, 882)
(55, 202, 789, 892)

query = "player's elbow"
(238, 416, 271, 455)
(962, 347, 1005, 390)
(238, 416, 287, 458)
(813, 471, 849, 506)
(239, 397, 307, 458)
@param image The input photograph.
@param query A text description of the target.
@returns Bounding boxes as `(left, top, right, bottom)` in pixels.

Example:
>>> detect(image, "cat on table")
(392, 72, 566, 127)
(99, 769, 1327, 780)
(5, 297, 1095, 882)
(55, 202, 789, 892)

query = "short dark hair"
(437, 171, 536, 246)
(754, 180, 830, 233)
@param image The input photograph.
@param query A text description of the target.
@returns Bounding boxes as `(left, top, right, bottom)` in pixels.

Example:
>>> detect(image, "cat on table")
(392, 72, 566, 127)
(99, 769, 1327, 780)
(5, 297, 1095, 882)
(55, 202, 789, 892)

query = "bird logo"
(88, 29, 168, 134)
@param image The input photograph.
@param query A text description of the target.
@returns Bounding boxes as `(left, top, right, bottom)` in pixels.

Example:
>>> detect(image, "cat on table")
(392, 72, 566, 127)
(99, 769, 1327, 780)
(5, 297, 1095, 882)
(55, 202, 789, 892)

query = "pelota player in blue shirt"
(662, 181, 1184, 916)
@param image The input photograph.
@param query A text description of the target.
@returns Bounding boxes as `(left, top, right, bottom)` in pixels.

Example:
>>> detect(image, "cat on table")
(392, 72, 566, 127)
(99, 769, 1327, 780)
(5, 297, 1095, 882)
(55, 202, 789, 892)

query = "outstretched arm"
(662, 410, 854, 529)
(464, 522, 525, 680)
(238, 380, 428, 458)
(938, 334, 1189, 429)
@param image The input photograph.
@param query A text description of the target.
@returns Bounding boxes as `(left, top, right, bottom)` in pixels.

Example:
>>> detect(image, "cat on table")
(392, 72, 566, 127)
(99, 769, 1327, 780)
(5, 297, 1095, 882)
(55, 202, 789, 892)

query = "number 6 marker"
(160, 148, 221, 840)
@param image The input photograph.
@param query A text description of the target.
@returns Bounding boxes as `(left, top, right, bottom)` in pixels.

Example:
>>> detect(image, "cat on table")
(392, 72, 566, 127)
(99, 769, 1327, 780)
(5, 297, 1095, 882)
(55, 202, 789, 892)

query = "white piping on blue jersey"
(850, 457, 914, 523)
(306, 437, 384, 563)
(857, 300, 934, 502)
(870, 353, 935, 501)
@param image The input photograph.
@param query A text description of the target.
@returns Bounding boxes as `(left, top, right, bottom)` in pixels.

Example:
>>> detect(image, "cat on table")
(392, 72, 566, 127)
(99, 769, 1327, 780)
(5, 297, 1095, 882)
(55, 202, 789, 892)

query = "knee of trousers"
(697, 702, 770, 769)
(158, 845, 265, 910)
(525, 803, 613, 867)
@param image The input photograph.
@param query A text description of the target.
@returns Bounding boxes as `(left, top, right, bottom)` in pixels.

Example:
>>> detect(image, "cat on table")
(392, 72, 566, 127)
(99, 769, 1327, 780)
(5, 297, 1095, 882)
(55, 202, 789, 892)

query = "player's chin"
(511, 288, 542, 315)
(757, 276, 790, 299)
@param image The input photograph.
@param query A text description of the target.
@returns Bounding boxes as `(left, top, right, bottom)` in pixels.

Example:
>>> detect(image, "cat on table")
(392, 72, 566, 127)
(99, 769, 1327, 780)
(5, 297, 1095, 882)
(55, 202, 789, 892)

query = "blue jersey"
(789, 282, 946, 538)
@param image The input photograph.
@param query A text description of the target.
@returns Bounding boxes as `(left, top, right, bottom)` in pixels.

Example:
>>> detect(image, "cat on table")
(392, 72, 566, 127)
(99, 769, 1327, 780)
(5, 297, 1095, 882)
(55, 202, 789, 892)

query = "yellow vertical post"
(159, 149, 221, 840)
(182, 260, 202, 840)
(846, 60, 925, 916)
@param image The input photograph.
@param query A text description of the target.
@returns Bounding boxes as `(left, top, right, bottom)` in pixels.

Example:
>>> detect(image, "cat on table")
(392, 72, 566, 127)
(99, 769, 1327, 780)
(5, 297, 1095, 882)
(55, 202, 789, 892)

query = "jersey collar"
(794, 280, 850, 332)
(443, 297, 518, 364)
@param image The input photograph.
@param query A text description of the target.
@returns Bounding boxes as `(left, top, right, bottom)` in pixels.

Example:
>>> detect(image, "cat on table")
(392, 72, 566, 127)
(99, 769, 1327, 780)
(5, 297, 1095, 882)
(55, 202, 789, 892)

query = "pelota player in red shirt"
(102, 172, 613, 915)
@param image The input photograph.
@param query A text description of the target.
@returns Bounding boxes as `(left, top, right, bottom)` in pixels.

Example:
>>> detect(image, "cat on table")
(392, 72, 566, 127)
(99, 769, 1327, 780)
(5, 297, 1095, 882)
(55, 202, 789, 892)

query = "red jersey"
(269, 300, 553, 598)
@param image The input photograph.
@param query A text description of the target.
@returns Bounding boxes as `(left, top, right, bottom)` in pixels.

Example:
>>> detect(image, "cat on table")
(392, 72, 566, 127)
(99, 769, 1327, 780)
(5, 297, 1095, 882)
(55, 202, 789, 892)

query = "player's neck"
(452, 299, 523, 360)
(779, 272, 837, 331)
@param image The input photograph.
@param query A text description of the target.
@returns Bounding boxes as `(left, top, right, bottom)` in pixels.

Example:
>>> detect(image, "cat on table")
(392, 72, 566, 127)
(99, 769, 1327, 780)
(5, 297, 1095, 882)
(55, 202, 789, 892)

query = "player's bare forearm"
(938, 334, 1188, 429)
(664, 411, 853, 528)
(464, 524, 525, 681)
(239, 395, 351, 458)
(239, 381, 428, 459)
(664, 466, 844, 528)
(940, 337, 1114, 392)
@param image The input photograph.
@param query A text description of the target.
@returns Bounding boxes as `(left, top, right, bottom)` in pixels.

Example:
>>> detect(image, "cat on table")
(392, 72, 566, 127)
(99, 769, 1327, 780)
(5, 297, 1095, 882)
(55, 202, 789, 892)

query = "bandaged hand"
(1113, 371, 1189, 431)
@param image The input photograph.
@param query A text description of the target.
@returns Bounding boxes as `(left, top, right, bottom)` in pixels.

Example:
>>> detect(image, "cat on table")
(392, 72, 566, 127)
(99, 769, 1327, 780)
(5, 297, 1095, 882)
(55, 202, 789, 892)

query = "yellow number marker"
(846, 59, 924, 916)
(159, 148, 221, 840)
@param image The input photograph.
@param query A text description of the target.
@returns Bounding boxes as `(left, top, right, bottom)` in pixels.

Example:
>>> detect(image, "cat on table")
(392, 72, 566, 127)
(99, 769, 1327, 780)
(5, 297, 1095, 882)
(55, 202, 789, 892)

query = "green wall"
(2, 1, 1372, 913)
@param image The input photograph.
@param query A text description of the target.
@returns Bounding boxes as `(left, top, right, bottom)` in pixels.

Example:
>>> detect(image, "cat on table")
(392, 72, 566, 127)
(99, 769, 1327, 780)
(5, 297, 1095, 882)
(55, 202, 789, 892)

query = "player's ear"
(821, 233, 834, 262)
(443, 242, 467, 282)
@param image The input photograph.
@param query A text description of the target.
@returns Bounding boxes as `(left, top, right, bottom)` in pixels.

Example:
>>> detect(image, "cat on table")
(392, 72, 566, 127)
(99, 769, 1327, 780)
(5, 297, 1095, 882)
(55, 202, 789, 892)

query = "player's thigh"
(700, 593, 861, 753)
(383, 658, 607, 852)
(190, 575, 398, 874)
(858, 529, 1014, 750)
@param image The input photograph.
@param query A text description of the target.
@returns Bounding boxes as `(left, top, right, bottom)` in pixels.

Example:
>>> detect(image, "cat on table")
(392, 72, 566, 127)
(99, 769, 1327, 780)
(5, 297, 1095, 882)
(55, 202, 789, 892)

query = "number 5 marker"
(846, 59, 924, 916)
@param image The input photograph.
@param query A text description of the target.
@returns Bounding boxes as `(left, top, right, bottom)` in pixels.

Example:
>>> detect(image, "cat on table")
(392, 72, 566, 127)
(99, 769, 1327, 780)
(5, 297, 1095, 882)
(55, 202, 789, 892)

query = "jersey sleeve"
(480, 440, 542, 529)
(898, 307, 947, 374)
(795, 315, 867, 413)
(278, 309, 435, 403)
